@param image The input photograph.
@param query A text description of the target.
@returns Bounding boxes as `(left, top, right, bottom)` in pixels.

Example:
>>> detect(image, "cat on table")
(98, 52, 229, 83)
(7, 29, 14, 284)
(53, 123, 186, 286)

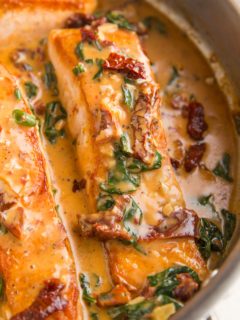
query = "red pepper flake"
(11, 279, 68, 320)
(184, 143, 206, 172)
(103, 52, 146, 80)
(72, 179, 86, 192)
(187, 101, 208, 140)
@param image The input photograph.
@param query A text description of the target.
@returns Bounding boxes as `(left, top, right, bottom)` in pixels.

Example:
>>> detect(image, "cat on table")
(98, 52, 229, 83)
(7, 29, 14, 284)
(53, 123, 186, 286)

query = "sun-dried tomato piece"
(103, 52, 146, 80)
(11, 279, 68, 320)
(187, 101, 208, 140)
(64, 13, 95, 28)
(97, 284, 131, 307)
(173, 273, 199, 302)
(148, 208, 200, 240)
(64, 13, 106, 29)
(184, 143, 206, 173)
(81, 28, 97, 43)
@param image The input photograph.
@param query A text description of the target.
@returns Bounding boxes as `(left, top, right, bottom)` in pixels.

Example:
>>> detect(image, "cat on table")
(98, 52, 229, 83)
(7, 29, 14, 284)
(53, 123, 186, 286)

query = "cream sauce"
(0, 0, 237, 319)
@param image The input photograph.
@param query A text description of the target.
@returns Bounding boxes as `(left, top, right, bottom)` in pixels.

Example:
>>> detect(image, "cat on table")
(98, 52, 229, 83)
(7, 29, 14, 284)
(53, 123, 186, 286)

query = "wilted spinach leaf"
(97, 193, 115, 211)
(44, 101, 67, 144)
(197, 218, 224, 260)
(148, 266, 200, 297)
(107, 12, 136, 31)
(221, 209, 236, 242)
(44, 62, 59, 96)
(213, 153, 233, 182)
(79, 273, 96, 305)
(143, 16, 166, 34)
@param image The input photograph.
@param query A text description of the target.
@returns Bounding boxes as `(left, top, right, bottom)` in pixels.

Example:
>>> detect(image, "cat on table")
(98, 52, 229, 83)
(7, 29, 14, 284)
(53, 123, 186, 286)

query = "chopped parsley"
(93, 59, 104, 80)
(24, 81, 38, 99)
(12, 109, 37, 127)
(14, 88, 22, 100)
(72, 63, 85, 76)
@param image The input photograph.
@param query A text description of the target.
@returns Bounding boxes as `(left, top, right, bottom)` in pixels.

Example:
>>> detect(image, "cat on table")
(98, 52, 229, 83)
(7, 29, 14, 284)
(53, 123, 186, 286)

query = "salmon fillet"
(0, 0, 97, 42)
(48, 22, 207, 293)
(0, 65, 79, 319)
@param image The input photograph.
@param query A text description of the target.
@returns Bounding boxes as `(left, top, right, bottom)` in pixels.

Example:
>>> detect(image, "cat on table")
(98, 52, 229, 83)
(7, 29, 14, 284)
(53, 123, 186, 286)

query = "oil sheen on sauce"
(0, 0, 237, 319)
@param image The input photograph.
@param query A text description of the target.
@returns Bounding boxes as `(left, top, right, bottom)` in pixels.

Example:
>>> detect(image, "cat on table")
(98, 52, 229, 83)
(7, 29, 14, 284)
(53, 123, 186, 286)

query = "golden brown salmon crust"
(0, 0, 96, 11)
(0, 65, 79, 319)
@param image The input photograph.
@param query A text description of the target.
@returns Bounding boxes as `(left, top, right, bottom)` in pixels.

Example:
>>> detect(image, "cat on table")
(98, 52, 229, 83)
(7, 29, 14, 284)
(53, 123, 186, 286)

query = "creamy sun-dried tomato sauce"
(0, 0, 238, 319)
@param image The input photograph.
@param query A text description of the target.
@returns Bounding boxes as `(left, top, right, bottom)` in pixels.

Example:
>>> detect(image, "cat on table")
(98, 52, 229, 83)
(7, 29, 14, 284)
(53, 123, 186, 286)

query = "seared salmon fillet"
(48, 20, 207, 299)
(0, 65, 79, 319)
(0, 0, 97, 42)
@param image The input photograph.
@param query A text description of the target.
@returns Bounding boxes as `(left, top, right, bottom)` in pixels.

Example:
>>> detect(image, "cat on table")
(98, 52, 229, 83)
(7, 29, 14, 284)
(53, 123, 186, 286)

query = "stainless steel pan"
(145, 1, 240, 319)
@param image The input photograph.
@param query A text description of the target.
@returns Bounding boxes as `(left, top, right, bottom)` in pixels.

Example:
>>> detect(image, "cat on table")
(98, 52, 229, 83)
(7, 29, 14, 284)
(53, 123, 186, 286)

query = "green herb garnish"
(123, 197, 143, 225)
(108, 295, 181, 320)
(44, 101, 67, 144)
(85, 59, 94, 64)
(93, 59, 104, 80)
(90, 313, 99, 320)
(213, 153, 233, 182)
(198, 193, 217, 213)
(44, 62, 59, 96)
(126, 151, 162, 173)
(122, 85, 135, 110)
(97, 193, 115, 211)
(93, 40, 102, 51)
(12, 109, 36, 127)
(24, 81, 38, 99)
(79, 273, 96, 305)
(75, 42, 85, 61)
(197, 218, 224, 260)
(100, 143, 162, 195)
(168, 66, 180, 86)
(72, 63, 85, 76)
(107, 11, 135, 31)
(14, 88, 22, 100)
(221, 209, 236, 242)
(120, 133, 132, 154)
(93, 273, 102, 288)
(143, 16, 166, 34)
